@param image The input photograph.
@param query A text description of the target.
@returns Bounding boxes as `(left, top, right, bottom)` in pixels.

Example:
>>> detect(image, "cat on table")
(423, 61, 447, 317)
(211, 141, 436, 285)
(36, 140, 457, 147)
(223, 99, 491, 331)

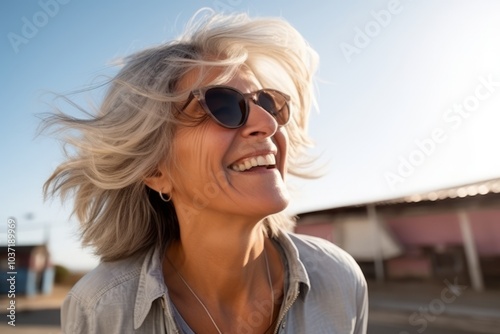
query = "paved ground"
(368, 321, 476, 334)
(367, 280, 500, 334)
(0, 285, 69, 312)
(0, 285, 67, 334)
(0, 325, 60, 334)
(0, 309, 60, 334)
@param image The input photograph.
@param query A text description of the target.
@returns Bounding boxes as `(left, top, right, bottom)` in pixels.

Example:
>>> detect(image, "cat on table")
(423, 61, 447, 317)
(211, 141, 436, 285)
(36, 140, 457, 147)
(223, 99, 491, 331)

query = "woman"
(45, 11, 368, 334)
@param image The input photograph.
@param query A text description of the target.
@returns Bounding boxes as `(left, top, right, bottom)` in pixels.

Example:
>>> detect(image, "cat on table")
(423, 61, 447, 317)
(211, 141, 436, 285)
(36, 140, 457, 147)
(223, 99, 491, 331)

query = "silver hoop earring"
(159, 191, 172, 202)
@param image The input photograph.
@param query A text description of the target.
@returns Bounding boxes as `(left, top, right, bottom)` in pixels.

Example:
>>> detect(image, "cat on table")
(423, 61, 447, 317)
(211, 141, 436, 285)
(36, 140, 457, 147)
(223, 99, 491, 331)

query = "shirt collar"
(274, 230, 311, 296)
(134, 246, 169, 329)
(132, 230, 311, 329)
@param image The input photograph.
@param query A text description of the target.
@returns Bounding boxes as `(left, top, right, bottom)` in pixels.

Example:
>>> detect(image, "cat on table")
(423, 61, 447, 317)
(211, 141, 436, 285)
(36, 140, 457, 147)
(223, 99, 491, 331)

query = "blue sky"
(2, 0, 500, 270)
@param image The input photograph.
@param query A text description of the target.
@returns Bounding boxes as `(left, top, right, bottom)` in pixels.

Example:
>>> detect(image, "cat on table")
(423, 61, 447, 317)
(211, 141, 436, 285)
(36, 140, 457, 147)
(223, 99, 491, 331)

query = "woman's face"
(166, 67, 290, 222)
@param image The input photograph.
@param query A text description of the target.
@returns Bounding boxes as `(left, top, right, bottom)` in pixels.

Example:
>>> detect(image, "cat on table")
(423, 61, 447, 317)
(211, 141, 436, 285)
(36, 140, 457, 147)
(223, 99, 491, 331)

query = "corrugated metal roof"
(296, 177, 500, 216)
(379, 178, 500, 205)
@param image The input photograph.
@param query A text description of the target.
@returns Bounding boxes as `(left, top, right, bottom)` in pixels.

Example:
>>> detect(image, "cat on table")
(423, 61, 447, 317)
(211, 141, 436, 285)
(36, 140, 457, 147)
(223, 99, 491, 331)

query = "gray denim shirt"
(61, 231, 368, 333)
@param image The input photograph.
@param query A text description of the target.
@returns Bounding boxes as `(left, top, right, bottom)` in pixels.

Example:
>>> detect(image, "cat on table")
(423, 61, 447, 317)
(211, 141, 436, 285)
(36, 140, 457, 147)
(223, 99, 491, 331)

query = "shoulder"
(286, 233, 368, 333)
(285, 232, 369, 331)
(287, 232, 366, 290)
(70, 254, 143, 306)
(288, 232, 363, 273)
(61, 255, 144, 333)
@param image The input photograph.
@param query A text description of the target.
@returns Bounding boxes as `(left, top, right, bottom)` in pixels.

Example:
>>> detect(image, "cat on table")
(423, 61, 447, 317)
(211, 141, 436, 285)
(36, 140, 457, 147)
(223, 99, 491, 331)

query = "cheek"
(170, 125, 232, 192)
(173, 127, 208, 175)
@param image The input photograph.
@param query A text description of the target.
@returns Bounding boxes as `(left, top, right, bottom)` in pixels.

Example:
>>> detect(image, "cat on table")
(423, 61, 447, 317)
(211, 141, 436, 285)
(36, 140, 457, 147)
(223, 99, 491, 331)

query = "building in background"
(0, 244, 54, 296)
(295, 178, 500, 291)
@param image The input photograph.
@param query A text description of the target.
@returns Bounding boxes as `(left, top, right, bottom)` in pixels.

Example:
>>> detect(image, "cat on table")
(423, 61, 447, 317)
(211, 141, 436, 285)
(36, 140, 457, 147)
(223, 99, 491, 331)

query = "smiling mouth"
(229, 154, 277, 172)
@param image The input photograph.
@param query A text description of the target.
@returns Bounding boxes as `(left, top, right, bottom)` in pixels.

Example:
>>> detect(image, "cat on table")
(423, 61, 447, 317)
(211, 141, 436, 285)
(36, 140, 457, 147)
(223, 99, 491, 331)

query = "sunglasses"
(180, 85, 291, 129)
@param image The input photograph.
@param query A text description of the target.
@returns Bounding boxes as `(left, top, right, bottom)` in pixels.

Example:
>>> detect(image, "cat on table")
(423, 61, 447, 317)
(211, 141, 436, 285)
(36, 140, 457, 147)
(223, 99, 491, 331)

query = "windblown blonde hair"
(43, 11, 319, 261)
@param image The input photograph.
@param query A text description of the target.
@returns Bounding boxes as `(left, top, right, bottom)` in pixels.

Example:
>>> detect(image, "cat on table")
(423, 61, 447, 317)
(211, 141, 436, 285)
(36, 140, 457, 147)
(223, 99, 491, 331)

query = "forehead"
(176, 65, 262, 93)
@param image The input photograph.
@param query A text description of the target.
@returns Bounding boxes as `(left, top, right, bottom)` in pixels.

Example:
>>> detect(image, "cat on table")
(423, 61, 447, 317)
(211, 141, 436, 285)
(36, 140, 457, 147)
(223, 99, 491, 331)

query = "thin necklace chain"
(169, 247, 274, 334)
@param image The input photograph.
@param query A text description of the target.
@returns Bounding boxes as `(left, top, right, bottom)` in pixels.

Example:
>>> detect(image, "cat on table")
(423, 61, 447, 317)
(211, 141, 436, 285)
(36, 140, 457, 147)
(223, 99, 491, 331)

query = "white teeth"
(265, 154, 275, 165)
(230, 154, 276, 172)
(257, 156, 266, 165)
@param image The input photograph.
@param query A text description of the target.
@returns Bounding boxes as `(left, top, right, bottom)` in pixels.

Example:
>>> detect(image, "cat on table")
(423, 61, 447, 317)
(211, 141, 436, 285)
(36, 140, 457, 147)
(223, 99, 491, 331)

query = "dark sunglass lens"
(257, 91, 289, 125)
(205, 88, 245, 127)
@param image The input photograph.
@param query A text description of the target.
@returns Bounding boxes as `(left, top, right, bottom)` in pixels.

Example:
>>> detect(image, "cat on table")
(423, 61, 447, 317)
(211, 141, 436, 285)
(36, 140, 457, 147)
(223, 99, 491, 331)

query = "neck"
(163, 204, 284, 332)
(166, 218, 268, 302)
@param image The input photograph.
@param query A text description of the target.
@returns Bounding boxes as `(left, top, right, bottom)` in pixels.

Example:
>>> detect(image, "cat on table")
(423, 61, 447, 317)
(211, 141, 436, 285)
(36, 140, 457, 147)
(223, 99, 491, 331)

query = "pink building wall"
(468, 209, 500, 255)
(385, 213, 462, 246)
(385, 209, 500, 256)
(296, 208, 500, 257)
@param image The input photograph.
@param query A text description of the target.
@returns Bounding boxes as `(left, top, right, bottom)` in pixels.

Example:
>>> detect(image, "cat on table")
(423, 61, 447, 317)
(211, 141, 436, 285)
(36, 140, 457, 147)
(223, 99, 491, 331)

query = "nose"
(240, 100, 278, 138)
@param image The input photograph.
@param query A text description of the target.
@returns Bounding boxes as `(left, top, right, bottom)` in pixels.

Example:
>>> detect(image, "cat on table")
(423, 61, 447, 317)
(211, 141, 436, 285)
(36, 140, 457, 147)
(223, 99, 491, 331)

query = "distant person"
(43, 10, 368, 334)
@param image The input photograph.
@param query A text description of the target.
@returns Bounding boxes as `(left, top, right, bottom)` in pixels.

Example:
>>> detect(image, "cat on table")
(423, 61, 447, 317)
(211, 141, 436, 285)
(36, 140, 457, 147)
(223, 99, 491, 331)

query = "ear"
(143, 164, 173, 194)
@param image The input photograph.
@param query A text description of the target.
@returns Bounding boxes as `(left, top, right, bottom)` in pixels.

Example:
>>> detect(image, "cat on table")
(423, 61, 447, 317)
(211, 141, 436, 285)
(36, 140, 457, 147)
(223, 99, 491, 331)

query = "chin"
(257, 191, 291, 217)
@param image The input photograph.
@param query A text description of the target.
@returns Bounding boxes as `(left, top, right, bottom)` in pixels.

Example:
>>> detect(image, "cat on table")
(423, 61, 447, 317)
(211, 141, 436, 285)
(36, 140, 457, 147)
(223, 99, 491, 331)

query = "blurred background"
(1, 0, 500, 333)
